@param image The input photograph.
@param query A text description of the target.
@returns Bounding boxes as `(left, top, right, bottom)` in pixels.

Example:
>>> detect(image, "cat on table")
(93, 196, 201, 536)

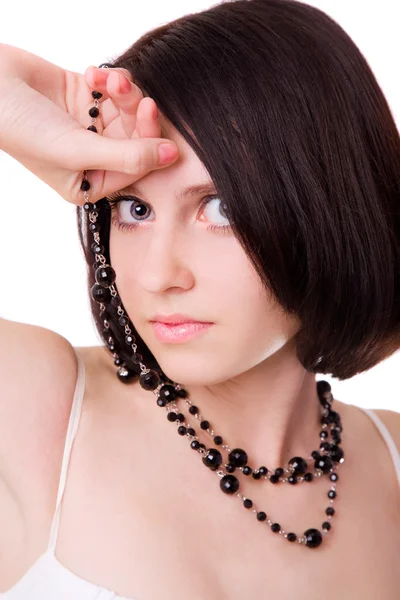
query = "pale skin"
(0, 45, 399, 599)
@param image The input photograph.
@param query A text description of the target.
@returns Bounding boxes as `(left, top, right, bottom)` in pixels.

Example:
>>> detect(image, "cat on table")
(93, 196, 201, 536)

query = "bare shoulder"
(0, 317, 79, 497)
(338, 400, 400, 451)
(369, 408, 400, 454)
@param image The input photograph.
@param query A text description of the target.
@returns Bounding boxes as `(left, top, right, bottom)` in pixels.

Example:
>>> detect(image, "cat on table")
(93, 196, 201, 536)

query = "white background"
(0, 1, 399, 410)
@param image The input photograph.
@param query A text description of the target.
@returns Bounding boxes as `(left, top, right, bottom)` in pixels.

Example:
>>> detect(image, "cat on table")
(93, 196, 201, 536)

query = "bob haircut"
(77, 0, 400, 382)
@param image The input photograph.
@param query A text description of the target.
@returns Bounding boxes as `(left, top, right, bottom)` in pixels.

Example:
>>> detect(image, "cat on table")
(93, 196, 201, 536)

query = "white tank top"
(1, 349, 400, 599)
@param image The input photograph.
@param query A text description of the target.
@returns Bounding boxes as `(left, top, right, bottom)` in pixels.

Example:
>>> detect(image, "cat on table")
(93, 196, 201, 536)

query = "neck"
(181, 340, 322, 470)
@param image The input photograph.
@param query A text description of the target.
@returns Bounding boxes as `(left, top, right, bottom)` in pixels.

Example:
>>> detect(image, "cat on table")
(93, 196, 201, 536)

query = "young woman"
(0, 0, 399, 598)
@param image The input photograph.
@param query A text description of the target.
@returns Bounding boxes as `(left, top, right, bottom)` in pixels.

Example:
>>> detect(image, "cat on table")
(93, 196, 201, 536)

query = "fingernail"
(158, 143, 178, 164)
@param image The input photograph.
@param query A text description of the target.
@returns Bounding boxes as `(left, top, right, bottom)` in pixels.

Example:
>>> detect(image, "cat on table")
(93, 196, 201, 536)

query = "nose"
(137, 225, 194, 294)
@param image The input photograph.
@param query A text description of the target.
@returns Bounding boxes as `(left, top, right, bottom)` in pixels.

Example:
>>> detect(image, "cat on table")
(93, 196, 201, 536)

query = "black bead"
(80, 179, 90, 191)
(304, 472, 314, 482)
(89, 106, 100, 118)
(328, 490, 337, 499)
(326, 507, 335, 516)
(330, 473, 339, 482)
(287, 532, 297, 542)
(111, 296, 122, 307)
(157, 397, 167, 407)
(91, 90, 103, 100)
(327, 410, 341, 426)
(87, 125, 98, 132)
(320, 442, 333, 453)
(116, 368, 135, 383)
(320, 430, 328, 439)
(220, 474, 239, 494)
(311, 450, 320, 460)
(252, 470, 261, 480)
(271, 523, 281, 533)
(176, 388, 188, 398)
(191, 440, 200, 450)
(314, 456, 333, 474)
(322, 521, 331, 531)
(275, 468, 284, 477)
(177, 426, 187, 436)
(98, 62, 116, 69)
(214, 435, 223, 445)
(95, 265, 116, 288)
(259, 466, 268, 476)
(187, 427, 196, 436)
(226, 464, 236, 473)
(176, 413, 185, 423)
(159, 384, 177, 403)
(84, 202, 93, 211)
(118, 316, 129, 327)
(188, 405, 198, 415)
(93, 244, 105, 255)
(330, 445, 344, 463)
(199, 443, 206, 450)
(228, 448, 248, 468)
(243, 498, 253, 509)
(317, 379, 331, 398)
(90, 283, 111, 303)
(242, 466, 252, 476)
(269, 474, 280, 484)
(202, 448, 223, 471)
(304, 528, 323, 548)
(256, 511, 267, 521)
(288, 476, 298, 485)
(114, 357, 123, 367)
(167, 412, 178, 422)
(200, 420, 210, 430)
(125, 335, 134, 345)
(288, 456, 308, 475)
(139, 370, 160, 391)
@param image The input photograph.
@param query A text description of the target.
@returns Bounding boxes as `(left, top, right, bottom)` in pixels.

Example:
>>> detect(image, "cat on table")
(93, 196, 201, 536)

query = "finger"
(84, 65, 135, 96)
(134, 97, 162, 139)
(106, 71, 142, 138)
(67, 129, 179, 178)
(84, 66, 142, 130)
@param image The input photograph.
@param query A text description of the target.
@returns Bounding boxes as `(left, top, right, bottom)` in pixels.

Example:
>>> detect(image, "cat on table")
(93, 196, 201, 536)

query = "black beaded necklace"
(80, 63, 345, 550)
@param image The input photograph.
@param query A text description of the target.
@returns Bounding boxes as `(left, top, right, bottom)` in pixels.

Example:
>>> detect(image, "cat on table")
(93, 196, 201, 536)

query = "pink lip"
(151, 321, 213, 343)
(151, 314, 212, 325)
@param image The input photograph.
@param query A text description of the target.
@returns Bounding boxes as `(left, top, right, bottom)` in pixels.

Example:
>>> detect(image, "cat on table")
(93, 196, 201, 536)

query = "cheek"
(213, 248, 300, 361)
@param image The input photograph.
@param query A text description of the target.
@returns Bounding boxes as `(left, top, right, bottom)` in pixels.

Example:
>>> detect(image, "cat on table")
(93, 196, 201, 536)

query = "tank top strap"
(358, 407, 400, 487)
(47, 348, 86, 552)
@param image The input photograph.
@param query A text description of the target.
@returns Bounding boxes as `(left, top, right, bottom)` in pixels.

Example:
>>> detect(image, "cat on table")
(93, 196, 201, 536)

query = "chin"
(156, 358, 231, 389)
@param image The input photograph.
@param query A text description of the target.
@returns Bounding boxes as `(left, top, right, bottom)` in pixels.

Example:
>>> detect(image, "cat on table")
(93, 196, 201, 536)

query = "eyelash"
(107, 191, 232, 235)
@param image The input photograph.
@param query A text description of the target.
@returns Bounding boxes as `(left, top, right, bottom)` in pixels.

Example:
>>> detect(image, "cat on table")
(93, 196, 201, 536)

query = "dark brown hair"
(77, 0, 400, 381)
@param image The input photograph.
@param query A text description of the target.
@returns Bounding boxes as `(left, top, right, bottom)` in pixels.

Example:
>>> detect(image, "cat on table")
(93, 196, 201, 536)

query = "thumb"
(69, 129, 179, 176)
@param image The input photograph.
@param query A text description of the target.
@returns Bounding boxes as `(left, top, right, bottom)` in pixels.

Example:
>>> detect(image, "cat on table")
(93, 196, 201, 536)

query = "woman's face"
(109, 121, 301, 386)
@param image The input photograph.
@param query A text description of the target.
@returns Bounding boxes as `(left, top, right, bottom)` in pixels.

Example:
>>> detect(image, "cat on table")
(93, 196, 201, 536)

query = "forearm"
(0, 43, 66, 104)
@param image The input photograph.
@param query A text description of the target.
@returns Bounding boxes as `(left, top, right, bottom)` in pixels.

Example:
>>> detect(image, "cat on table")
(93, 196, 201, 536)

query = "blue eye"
(107, 192, 232, 234)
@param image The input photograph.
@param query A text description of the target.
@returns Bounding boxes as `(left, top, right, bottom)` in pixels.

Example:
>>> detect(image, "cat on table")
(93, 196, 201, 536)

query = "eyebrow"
(124, 182, 217, 204)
